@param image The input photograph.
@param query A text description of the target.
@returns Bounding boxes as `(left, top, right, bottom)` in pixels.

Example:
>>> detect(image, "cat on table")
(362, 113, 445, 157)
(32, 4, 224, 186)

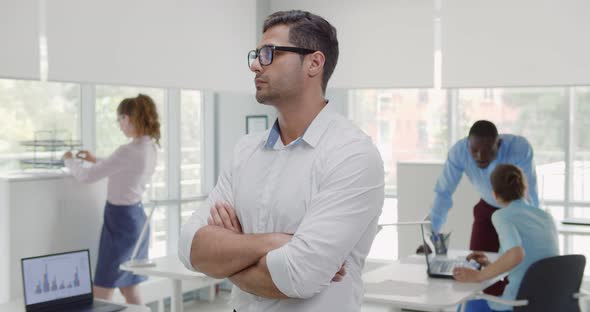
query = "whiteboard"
(397, 162, 480, 258)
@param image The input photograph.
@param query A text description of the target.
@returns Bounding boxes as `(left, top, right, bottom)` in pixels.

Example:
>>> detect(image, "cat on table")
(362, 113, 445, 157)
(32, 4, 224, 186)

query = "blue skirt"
(93, 201, 150, 288)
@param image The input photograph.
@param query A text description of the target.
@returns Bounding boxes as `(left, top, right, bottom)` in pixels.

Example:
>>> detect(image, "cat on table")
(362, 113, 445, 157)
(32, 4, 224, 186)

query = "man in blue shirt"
(430, 120, 539, 295)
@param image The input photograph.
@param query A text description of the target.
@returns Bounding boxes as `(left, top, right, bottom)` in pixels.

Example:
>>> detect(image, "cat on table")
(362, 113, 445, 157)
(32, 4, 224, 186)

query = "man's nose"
(250, 56, 262, 72)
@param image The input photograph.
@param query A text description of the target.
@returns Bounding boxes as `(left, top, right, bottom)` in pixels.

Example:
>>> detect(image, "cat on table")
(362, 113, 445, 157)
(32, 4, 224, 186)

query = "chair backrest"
(515, 254, 586, 312)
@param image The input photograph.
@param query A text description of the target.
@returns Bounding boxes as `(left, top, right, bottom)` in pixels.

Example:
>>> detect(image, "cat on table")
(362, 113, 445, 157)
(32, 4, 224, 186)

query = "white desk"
(120, 256, 222, 312)
(363, 251, 501, 312)
(0, 298, 150, 312)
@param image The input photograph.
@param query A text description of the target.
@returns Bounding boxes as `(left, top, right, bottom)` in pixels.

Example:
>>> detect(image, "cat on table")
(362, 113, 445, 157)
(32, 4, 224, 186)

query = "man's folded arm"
(186, 225, 290, 279)
(229, 252, 289, 299)
(179, 157, 294, 278)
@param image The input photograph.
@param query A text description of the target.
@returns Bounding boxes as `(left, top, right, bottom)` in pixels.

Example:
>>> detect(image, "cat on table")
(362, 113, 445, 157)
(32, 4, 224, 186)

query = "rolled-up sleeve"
(178, 159, 235, 271)
(266, 139, 385, 299)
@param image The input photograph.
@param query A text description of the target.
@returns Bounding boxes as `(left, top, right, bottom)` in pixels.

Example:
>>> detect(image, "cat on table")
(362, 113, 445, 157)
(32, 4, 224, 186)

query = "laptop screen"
(21, 250, 93, 306)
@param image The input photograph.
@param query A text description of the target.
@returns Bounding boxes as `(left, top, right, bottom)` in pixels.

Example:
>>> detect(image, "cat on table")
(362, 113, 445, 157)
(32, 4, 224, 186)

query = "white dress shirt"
(179, 107, 385, 312)
(65, 136, 157, 205)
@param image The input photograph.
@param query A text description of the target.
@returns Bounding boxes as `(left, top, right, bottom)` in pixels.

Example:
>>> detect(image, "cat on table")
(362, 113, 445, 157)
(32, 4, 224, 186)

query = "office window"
(348, 89, 448, 195)
(349, 89, 447, 261)
(545, 205, 565, 223)
(180, 90, 204, 224)
(0, 79, 80, 172)
(483, 88, 494, 101)
(458, 88, 567, 202)
(95, 85, 168, 257)
(571, 79, 590, 276)
(574, 87, 590, 202)
(418, 90, 429, 105)
(571, 235, 590, 274)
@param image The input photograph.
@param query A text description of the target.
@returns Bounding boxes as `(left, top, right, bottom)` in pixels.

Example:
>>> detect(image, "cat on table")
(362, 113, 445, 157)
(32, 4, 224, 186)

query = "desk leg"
(171, 279, 183, 312)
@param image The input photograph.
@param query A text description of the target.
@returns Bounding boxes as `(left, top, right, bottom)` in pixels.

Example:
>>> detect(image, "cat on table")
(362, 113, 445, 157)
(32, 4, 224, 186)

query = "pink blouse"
(65, 136, 157, 205)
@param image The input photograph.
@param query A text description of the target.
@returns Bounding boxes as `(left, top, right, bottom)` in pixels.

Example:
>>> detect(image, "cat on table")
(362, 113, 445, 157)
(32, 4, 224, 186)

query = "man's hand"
(332, 263, 347, 282)
(208, 202, 243, 234)
(63, 151, 73, 160)
(453, 267, 483, 282)
(466, 251, 490, 267)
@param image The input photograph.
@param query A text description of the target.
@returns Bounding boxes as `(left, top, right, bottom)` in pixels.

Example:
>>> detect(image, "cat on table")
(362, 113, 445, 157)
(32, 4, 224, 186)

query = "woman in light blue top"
(453, 164, 559, 312)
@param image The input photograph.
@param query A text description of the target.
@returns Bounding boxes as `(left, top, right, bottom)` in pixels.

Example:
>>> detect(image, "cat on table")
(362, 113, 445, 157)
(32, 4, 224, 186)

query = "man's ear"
(496, 137, 502, 149)
(307, 51, 325, 79)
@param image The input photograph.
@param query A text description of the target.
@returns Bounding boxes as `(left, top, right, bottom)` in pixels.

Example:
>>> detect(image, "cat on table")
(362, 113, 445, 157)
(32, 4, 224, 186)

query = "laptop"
(419, 224, 480, 278)
(21, 250, 126, 312)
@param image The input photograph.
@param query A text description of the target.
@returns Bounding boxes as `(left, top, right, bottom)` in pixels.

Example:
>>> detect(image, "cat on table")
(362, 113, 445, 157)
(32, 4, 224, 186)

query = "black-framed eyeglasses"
(248, 45, 316, 68)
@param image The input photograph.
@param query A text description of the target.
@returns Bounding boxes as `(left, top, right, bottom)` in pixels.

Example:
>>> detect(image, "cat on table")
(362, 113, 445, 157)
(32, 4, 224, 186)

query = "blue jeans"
(457, 299, 511, 312)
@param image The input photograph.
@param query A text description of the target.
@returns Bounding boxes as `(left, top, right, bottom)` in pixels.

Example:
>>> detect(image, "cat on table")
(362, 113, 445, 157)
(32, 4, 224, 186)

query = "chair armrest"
(476, 294, 529, 307)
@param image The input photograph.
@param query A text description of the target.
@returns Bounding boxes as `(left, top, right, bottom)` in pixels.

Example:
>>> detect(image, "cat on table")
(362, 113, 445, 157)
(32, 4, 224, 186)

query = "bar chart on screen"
(22, 251, 92, 305)
(33, 264, 81, 294)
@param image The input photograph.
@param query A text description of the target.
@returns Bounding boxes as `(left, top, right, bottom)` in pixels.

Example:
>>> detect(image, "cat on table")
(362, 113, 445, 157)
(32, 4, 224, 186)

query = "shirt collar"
(506, 198, 527, 209)
(300, 105, 333, 148)
(261, 104, 334, 150)
(262, 120, 283, 149)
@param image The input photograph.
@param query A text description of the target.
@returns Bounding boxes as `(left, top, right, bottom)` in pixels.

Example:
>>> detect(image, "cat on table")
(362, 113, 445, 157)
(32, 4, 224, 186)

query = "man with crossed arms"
(179, 10, 384, 312)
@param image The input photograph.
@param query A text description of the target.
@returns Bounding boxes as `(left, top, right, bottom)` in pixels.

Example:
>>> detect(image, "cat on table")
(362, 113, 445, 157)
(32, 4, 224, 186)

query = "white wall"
(325, 88, 349, 116)
(397, 162, 480, 258)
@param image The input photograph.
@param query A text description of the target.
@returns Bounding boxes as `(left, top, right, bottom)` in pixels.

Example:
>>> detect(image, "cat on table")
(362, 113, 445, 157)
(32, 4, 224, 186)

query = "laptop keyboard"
(431, 260, 463, 273)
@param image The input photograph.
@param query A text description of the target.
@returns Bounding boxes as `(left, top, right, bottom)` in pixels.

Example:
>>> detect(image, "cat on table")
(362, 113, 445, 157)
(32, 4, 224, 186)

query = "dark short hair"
(490, 164, 527, 202)
(263, 10, 339, 93)
(469, 120, 498, 138)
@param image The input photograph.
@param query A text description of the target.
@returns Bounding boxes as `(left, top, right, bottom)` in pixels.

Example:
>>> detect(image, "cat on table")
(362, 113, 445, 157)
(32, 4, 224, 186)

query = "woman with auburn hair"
(453, 164, 559, 312)
(63, 93, 160, 304)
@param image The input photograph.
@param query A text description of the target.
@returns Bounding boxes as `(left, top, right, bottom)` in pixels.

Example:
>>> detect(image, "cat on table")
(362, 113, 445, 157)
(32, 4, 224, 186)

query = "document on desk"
(363, 262, 426, 284)
(363, 262, 434, 303)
